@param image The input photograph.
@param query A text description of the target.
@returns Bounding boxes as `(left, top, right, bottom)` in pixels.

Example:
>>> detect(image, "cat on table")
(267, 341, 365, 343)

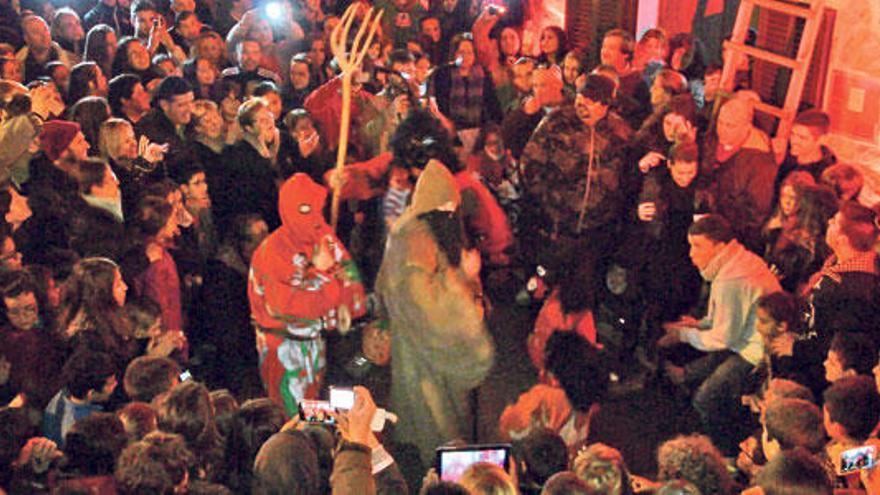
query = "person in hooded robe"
(376, 159, 495, 467)
(248, 173, 367, 415)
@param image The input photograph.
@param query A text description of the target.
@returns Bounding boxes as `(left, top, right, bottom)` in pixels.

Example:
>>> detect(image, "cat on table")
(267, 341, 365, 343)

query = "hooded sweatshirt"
(679, 239, 781, 365)
(249, 173, 366, 336)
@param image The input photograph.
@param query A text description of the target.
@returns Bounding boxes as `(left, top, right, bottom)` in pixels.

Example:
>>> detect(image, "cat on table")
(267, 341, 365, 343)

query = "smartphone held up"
(840, 445, 877, 475)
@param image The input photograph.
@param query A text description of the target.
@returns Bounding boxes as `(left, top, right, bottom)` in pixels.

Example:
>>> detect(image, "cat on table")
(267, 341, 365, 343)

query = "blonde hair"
(459, 462, 517, 495)
(573, 443, 628, 495)
(237, 96, 267, 129)
(98, 117, 133, 160)
(189, 30, 228, 66)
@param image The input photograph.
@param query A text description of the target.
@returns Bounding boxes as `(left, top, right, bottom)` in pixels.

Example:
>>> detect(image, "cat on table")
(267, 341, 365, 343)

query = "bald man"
(16, 15, 72, 83)
(702, 97, 778, 251)
(501, 65, 568, 160)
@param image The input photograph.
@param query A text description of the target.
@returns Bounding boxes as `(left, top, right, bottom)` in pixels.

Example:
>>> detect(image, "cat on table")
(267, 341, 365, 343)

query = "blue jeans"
(686, 351, 755, 455)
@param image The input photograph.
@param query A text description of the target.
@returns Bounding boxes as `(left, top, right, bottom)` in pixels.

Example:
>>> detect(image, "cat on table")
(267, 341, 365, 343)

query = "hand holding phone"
(436, 444, 511, 483)
(840, 445, 877, 475)
(300, 399, 336, 424)
(329, 386, 355, 409)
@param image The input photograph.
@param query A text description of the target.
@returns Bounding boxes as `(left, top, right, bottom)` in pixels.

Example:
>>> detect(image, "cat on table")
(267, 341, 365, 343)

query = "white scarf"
(82, 194, 124, 223)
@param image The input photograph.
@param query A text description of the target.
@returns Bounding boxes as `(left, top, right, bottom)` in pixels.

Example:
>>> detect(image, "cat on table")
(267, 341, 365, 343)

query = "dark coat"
(68, 201, 125, 260)
(277, 134, 333, 183)
(772, 145, 837, 204)
(109, 157, 166, 220)
(701, 137, 778, 252)
(761, 228, 829, 293)
(134, 109, 192, 176)
(626, 167, 702, 320)
(500, 106, 545, 160)
(212, 140, 280, 230)
(18, 154, 78, 263)
(616, 71, 652, 130)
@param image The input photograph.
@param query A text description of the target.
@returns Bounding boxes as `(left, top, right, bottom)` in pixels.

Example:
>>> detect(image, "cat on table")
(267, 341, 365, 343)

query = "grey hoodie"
(680, 240, 782, 365)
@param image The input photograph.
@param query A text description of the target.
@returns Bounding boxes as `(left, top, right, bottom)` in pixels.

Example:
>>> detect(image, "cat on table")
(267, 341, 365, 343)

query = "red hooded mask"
(277, 173, 333, 249)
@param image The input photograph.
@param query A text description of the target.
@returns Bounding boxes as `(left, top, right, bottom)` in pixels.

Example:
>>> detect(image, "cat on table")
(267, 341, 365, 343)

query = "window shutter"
(565, 0, 638, 66)
(753, 5, 836, 110)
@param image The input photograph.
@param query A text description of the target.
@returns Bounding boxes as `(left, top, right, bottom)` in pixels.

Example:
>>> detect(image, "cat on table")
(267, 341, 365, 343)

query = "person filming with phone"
(130, 0, 186, 64)
(329, 386, 408, 494)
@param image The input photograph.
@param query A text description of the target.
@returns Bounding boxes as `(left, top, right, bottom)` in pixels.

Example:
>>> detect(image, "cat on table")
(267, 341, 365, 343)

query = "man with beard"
(376, 159, 494, 467)
(520, 73, 632, 274)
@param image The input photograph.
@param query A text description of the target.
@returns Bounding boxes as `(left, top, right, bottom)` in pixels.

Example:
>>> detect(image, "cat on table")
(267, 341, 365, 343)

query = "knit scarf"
(449, 65, 485, 128)
(699, 239, 743, 282)
(806, 251, 877, 288)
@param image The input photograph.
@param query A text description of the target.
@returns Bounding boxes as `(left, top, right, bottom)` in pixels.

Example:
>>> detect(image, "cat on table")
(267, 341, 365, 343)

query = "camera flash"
(265, 2, 284, 20)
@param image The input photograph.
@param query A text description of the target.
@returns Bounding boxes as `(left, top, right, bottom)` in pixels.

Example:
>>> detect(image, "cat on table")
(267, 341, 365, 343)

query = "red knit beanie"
(40, 120, 80, 162)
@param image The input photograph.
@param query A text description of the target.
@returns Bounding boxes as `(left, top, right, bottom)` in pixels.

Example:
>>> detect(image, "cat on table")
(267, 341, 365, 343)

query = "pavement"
(324, 271, 705, 488)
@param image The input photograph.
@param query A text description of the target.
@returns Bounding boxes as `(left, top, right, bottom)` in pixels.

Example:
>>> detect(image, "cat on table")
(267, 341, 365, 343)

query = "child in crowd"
(382, 166, 413, 229)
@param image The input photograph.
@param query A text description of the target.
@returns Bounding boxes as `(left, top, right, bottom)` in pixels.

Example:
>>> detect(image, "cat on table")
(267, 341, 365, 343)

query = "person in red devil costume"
(248, 173, 366, 415)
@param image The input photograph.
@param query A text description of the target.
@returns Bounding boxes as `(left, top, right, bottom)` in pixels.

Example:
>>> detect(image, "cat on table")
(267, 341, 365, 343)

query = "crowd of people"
(0, 0, 878, 492)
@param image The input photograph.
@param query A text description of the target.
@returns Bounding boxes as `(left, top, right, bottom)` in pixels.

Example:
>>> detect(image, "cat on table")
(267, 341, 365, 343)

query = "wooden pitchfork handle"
(329, 4, 383, 232)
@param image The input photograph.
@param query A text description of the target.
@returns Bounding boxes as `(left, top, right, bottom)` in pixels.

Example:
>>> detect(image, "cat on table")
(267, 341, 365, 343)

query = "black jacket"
(18, 154, 79, 263)
(135, 109, 193, 176)
(68, 200, 125, 261)
(212, 140, 280, 230)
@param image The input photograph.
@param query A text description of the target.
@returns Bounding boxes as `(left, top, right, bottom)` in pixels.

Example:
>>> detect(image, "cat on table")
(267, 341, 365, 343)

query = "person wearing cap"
(27, 119, 89, 202)
(520, 73, 633, 273)
(16, 119, 89, 263)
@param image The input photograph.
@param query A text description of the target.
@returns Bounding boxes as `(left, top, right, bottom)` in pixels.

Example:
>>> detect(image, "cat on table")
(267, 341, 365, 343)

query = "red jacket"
(249, 174, 366, 333)
(454, 171, 513, 264)
(304, 76, 374, 154)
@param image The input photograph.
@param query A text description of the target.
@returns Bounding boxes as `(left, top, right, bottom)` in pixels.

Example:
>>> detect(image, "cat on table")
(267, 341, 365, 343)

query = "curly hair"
(156, 380, 223, 477)
(115, 441, 174, 494)
(572, 443, 632, 495)
(459, 462, 518, 495)
(142, 430, 196, 486)
(389, 107, 460, 173)
(656, 434, 734, 495)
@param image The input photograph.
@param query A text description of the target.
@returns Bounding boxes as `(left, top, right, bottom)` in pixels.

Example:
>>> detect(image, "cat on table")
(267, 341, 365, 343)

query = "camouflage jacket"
(521, 105, 633, 237)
